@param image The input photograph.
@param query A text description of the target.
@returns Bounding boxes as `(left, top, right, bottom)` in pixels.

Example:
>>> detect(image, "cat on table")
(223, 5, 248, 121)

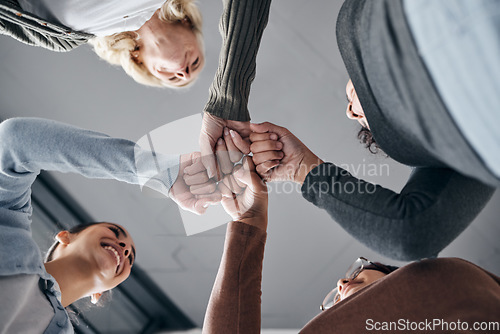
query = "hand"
(219, 156, 268, 230)
(250, 122, 324, 184)
(170, 152, 222, 215)
(199, 113, 251, 179)
(187, 126, 249, 187)
(215, 134, 268, 230)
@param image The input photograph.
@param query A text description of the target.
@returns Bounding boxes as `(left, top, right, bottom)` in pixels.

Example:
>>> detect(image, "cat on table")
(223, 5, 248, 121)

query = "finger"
(191, 192, 222, 215)
(250, 122, 288, 137)
(224, 127, 244, 163)
(215, 138, 233, 175)
(200, 137, 218, 179)
(242, 155, 256, 172)
(192, 199, 212, 215)
(249, 132, 278, 143)
(234, 160, 266, 193)
(184, 153, 206, 175)
(222, 174, 244, 194)
(231, 164, 246, 188)
(252, 150, 284, 165)
(229, 129, 251, 155)
(218, 181, 234, 198)
(196, 192, 222, 203)
(183, 170, 209, 186)
(190, 180, 217, 195)
(250, 140, 282, 154)
(256, 160, 280, 175)
(226, 120, 251, 138)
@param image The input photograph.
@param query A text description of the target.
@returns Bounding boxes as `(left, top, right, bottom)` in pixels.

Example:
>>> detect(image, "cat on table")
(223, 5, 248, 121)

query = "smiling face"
(135, 12, 204, 87)
(345, 79, 370, 129)
(336, 269, 386, 302)
(55, 223, 136, 291)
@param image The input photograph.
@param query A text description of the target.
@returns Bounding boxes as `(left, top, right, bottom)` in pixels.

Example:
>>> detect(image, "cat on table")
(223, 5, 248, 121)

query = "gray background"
(1, 0, 498, 330)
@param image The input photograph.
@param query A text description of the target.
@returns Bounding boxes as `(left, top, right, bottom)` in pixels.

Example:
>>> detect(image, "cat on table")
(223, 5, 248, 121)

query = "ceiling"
(1, 0, 499, 331)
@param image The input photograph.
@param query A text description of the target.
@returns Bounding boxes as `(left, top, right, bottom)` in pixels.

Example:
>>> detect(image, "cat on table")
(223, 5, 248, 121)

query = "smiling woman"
(90, 0, 204, 88)
(43, 222, 136, 306)
(1, 0, 203, 88)
(0, 117, 218, 333)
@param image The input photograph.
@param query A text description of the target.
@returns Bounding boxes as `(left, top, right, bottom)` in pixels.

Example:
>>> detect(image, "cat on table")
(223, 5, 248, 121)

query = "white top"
(18, 0, 165, 36)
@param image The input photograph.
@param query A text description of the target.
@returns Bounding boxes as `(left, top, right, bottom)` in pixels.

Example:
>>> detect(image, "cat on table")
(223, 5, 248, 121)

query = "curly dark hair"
(357, 127, 381, 154)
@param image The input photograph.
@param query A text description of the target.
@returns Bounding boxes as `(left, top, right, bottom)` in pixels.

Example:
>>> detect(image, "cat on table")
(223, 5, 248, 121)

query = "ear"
(90, 292, 103, 305)
(55, 231, 72, 245)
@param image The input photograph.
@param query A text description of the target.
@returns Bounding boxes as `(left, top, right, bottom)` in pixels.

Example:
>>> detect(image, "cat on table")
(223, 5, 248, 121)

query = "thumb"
(250, 122, 289, 137)
(199, 133, 218, 179)
(233, 157, 266, 193)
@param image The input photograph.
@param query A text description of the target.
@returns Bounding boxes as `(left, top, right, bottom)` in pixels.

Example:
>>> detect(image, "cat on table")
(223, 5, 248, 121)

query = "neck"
(44, 257, 97, 307)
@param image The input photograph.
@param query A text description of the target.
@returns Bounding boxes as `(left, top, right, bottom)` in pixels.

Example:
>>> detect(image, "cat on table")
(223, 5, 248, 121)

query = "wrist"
(237, 215, 268, 231)
(296, 153, 324, 185)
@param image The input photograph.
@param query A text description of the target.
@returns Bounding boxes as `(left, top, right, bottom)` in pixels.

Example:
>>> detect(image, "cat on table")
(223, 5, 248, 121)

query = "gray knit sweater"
(0, 0, 92, 51)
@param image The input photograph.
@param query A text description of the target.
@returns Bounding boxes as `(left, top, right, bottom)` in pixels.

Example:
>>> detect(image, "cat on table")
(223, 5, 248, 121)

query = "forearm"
(203, 221, 267, 334)
(301, 163, 495, 261)
(0, 118, 179, 210)
(0, 3, 90, 52)
(204, 0, 272, 121)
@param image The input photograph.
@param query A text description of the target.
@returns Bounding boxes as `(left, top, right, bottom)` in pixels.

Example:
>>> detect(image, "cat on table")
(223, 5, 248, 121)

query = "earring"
(90, 292, 102, 305)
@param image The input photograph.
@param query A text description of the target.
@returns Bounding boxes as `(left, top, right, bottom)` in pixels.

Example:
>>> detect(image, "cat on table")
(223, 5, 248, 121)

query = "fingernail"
(230, 130, 236, 138)
(270, 133, 278, 140)
(224, 127, 229, 136)
(217, 138, 224, 145)
(203, 203, 209, 208)
(276, 141, 283, 149)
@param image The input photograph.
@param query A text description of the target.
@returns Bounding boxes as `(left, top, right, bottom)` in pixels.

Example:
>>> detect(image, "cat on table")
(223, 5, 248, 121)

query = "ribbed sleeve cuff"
(134, 150, 180, 197)
(204, 0, 272, 121)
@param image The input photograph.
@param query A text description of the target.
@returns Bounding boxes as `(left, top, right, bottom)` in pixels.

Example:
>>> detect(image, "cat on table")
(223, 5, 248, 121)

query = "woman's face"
(61, 223, 136, 291)
(136, 14, 204, 87)
(345, 79, 370, 129)
(336, 269, 386, 302)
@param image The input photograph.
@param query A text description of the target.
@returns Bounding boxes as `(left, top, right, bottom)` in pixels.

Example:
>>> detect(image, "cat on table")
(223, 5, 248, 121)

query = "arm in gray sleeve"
(0, 2, 91, 52)
(301, 163, 495, 261)
(203, 0, 272, 121)
(0, 118, 179, 213)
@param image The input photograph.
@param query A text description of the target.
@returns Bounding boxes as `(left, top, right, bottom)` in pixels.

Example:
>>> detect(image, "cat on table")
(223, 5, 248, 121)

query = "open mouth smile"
(101, 242, 123, 274)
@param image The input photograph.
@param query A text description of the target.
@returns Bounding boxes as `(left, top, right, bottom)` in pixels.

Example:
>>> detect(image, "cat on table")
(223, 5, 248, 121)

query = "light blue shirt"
(0, 118, 179, 333)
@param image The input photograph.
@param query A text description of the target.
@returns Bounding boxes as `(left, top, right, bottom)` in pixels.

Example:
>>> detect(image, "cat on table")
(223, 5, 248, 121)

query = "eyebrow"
(115, 224, 128, 238)
(192, 58, 201, 72)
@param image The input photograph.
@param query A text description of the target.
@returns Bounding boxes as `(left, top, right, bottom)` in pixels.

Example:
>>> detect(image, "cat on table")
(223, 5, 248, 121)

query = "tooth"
(104, 246, 120, 268)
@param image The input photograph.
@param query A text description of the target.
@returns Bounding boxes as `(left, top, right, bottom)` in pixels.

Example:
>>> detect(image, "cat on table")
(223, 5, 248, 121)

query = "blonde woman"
(1, 0, 203, 87)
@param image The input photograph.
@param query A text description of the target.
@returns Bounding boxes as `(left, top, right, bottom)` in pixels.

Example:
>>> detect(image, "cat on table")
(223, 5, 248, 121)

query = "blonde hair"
(90, 0, 203, 88)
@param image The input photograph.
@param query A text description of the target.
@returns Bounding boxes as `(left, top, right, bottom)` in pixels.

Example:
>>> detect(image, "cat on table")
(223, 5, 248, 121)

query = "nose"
(337, 278, 349, 293)
(174, 65, 191, 81)
(119, 241, 131, 257)
(346, 102, 360, 120)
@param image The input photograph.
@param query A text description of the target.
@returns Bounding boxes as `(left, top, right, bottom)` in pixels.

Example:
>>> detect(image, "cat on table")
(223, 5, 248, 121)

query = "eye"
(129, 256, 134, 266)
(192, 57, 199, 66)
(108, 226, 120, 238)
